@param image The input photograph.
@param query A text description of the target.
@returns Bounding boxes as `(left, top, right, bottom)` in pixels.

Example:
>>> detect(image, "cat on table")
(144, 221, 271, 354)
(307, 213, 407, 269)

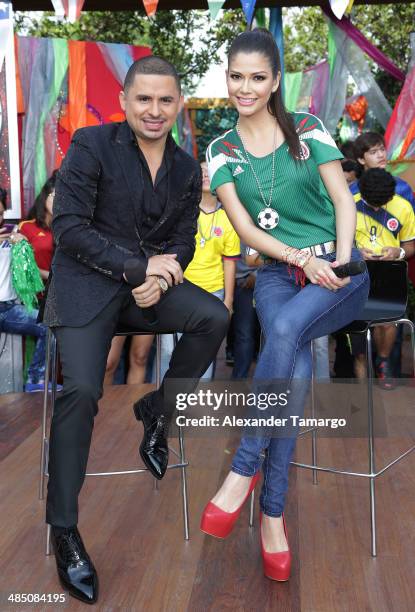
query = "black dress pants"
(46, 280, 229, 527)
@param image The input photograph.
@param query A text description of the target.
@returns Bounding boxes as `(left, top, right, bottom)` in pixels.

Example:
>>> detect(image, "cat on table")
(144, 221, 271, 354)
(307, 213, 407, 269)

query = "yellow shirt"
(184, 206, 240, 293)
(355, 193, 415, 253)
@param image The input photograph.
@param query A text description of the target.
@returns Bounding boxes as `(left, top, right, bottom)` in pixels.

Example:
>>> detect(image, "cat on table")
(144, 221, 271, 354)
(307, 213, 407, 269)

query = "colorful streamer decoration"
(269, 7, 284, 92)
(51, 0, 85, 22)
(284, 13, 393, 135)
(329, 0, 355, 20)
(63, 0, 85, 23)
(142, 0, 159, 18)
(322, 5, 405, 82)
(240, 0, 257, 27)
(385, 62, 415, 162)
(16, 37, 151, 214)
(207, 0, 225, 21)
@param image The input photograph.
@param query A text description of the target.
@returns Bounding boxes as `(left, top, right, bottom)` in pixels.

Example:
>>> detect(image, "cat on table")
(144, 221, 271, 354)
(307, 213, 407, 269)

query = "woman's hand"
(303, 256, 350, 291)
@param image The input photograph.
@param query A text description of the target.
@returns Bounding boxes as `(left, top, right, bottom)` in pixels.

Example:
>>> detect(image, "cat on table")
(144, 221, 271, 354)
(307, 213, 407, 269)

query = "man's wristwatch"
(157, 276, 169, 293)
(398, 247, 406, 260)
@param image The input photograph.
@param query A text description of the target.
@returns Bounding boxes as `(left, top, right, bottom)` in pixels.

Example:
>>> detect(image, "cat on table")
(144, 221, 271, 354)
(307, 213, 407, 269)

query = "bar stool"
(39, 327, 190, 555)
(291, 260, 415, 556)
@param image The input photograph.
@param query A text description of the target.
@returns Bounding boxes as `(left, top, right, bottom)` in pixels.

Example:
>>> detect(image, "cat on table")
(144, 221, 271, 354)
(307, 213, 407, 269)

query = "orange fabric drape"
(68, 40, 87, 137)
(399, 118, 415, 161)
(14, 36, 25, 114)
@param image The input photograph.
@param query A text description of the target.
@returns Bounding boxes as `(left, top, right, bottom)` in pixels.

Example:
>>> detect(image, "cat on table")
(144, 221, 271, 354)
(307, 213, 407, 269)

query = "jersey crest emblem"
(387, 218, 399, 232)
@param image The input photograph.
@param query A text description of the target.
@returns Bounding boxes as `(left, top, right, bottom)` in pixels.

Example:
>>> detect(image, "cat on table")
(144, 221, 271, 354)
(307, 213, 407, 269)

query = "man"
(43, 57, 228, 604)
(353, 168, 415, 387)
(351, 132, 415, 211)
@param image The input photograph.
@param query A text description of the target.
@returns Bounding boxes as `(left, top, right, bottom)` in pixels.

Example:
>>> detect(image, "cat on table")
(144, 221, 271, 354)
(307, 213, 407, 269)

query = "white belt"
(302, 240, 336, 257)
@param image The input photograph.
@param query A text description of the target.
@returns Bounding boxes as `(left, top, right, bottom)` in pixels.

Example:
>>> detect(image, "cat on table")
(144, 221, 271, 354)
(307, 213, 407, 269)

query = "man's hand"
(359, 247, 380, 261)
(303, 256, 350, 291)
(146, 254, 183, 286)
(379, 246, 401, 260)
(131, 276, 162, 308)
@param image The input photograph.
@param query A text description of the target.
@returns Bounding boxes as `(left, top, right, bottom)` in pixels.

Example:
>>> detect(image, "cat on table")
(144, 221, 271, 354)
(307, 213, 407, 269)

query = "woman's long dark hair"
(27, 171, 57, 229)
(228, 28, 301, 160)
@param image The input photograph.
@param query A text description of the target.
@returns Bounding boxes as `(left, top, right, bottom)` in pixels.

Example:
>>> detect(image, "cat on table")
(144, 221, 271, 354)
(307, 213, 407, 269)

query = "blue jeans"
(313, 335, 330, 380)
(0, 300, 47, 383)
(231, 282, 260, 379)
(231, 249, 370, 516)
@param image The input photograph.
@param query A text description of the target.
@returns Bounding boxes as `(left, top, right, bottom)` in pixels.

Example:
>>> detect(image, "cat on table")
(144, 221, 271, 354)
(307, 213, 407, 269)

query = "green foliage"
(14, 10, 245, 94)
(195, 107, 238, 162)
(283, 7, 328, 74)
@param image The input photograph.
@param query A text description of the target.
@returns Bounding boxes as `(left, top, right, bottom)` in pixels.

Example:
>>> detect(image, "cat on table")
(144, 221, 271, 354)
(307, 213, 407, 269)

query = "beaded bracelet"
(281, 246, 312, 269)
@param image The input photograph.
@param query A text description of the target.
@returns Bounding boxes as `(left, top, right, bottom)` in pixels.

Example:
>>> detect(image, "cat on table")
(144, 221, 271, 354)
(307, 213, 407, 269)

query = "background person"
(160, 160, 240, 380)
(19, 172, 56, 282)
(353, 167, 415, 387)
(231, 242, 260, 379)
(104, 333, 154, 385)
(351, 132, 415, 211)
(0, 187, 47, 392)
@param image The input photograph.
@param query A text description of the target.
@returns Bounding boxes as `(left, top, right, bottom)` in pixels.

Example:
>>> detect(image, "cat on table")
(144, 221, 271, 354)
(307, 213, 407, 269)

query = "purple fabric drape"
(322, 6, 405, 82)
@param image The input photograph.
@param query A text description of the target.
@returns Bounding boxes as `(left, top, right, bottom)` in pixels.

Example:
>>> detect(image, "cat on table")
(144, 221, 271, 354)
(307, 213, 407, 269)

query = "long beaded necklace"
(236, 122, 279, 230)
(198, 205, 219, 248)
(362, 199, 388, 248)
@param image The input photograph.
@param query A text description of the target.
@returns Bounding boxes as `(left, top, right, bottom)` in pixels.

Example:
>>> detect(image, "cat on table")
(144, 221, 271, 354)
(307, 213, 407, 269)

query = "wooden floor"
(1, 378, 415, 612)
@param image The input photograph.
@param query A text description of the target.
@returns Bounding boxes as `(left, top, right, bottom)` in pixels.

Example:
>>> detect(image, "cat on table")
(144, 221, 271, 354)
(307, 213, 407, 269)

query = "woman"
(19, 172, 56, 281)
(200, 29, 370, 582)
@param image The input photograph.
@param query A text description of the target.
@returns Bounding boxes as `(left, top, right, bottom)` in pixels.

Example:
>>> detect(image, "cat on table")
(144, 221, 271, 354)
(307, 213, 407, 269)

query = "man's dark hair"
(123, 56, 181, 94)
(0, 187, 7, 210)
(359, 168, 396, 208)
(341, 158, 358, 173)
(354, 132, 385, 161)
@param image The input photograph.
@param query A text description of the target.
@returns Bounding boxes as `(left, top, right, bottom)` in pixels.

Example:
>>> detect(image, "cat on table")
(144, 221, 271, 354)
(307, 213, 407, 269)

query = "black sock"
(51, 525, 76, 536)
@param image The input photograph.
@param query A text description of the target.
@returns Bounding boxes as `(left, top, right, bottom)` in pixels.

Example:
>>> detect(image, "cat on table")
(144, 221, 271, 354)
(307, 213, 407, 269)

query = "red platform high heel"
(260, 512, 291, 582)
(200, 472, 260, 539)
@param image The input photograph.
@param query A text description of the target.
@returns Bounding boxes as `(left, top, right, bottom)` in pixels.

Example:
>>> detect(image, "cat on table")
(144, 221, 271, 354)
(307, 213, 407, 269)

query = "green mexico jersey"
(206, 112, 343, 249)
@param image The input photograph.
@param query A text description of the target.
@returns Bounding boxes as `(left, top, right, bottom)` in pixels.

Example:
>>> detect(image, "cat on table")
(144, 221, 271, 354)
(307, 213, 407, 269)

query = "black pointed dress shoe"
(133, 391, 169, 480)
(51, 526, 98, 605)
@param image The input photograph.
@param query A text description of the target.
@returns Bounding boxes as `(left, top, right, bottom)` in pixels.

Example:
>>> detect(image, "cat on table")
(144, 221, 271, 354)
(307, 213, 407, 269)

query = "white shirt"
(0, 236, 17, 302)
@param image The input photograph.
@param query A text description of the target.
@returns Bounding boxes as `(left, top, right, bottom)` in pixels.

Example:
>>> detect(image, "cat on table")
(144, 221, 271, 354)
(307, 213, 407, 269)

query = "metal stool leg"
(153, 333, 163, 491)
(366, 329, 377, 557)
(407, 319, 415, 376)
(178, 424, 190, 540)
(156, 333, 162, 389)
(39, 329, 53, 500)
(310, 340, 318, 485)
(249, 490, 255, 527)
(46, 524, 52, 556)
